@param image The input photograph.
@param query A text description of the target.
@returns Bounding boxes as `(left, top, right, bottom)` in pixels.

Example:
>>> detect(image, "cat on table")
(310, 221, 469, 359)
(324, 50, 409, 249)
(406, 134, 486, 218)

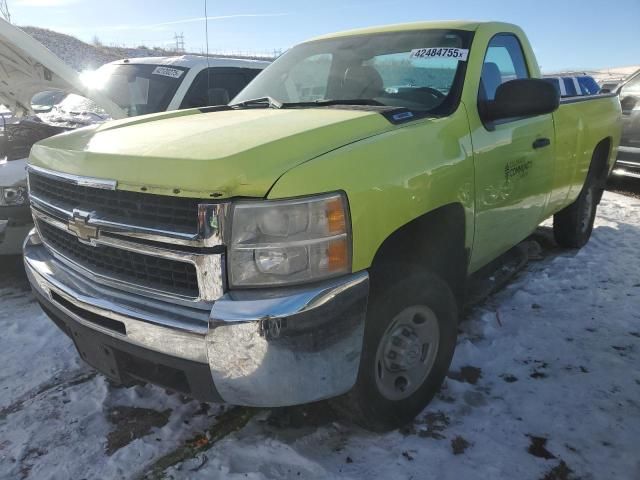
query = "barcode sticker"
(410, 48, 469, 61)
(152, 66, 184, 78)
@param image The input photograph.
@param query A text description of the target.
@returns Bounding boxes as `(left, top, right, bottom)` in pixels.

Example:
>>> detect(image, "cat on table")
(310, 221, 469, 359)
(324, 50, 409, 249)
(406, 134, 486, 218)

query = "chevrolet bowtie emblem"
(68, 209, 98, 245)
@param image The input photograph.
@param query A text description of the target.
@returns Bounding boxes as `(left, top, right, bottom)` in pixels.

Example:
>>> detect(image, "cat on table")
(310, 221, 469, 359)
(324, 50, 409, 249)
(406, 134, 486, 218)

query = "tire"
(332, 265, 458, 432)
(553, 168, 600, 248)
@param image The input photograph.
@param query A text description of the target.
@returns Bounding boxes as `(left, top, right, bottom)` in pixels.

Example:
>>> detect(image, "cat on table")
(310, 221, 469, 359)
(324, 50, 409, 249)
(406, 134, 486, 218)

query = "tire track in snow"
(0, 369, 97, 421)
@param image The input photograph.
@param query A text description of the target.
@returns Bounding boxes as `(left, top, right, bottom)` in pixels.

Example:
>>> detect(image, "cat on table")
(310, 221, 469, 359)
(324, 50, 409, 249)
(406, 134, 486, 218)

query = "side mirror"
(620, 95, 638, 114)
(481, 78, 559, 122)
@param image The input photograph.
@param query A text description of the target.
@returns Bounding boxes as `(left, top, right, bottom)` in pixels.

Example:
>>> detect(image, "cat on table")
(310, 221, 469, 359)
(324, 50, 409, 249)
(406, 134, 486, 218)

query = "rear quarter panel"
(547, 95, 622, 214)
(267, 106, 475, 272)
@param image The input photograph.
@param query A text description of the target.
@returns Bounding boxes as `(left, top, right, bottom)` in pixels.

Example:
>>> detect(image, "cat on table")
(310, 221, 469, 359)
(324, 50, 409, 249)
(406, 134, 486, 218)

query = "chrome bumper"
(24, 230, 369, 407)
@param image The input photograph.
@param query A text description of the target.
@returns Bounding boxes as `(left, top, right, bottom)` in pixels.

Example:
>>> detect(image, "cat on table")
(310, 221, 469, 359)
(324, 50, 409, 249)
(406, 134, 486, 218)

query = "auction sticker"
(152, 66, 184, 78)
(410, 47, 469, 61)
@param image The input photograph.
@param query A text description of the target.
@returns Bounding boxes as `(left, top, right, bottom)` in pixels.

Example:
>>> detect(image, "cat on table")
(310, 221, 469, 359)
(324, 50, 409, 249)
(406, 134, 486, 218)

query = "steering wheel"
(414, 87, 446, 100)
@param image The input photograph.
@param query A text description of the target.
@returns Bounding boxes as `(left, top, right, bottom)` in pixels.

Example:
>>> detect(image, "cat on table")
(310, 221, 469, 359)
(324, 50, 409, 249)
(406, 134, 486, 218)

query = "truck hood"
(29, 107, 394, 198)
(0, 19, 125, 119)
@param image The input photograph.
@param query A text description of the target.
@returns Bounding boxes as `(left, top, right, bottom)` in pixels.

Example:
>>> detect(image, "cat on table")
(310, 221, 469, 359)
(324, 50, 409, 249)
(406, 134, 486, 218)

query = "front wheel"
(332, 267, 458, 432)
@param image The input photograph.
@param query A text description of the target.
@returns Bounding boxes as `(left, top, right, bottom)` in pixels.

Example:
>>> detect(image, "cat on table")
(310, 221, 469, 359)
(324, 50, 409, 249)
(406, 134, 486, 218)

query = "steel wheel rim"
(374, 305, 440, 401)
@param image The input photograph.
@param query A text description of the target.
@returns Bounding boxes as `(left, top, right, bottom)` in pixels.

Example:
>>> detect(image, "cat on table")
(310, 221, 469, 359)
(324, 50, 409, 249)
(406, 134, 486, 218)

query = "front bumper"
(0, 204, 32, 255)
(24, 230, 369, 407)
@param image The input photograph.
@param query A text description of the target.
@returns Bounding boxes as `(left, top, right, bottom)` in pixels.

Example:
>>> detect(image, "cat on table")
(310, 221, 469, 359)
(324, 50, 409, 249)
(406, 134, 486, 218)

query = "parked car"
(24, 21, 621, 431)
(30, 90, 67, 114)
(543, 75, 600, 97)
(612, 69, 640, 175)
(0, 18, 269, 255)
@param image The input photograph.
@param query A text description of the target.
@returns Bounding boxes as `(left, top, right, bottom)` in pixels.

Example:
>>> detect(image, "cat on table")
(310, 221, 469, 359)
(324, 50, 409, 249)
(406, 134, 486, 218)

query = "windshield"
(83, 63, 188, 116)
(31, 90, 66, 108)
(56, 93, 109, 116)
(234, 29, 473, 113)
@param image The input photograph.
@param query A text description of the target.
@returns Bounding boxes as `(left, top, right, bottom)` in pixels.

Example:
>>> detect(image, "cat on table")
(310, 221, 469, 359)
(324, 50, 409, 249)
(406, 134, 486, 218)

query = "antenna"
(204, 0, 211, 99)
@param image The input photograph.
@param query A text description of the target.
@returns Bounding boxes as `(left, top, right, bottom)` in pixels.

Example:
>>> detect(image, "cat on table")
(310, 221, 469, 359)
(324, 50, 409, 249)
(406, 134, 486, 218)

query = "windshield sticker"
(392, 111, 414, 122)
(152, 66, 184, 78)
(410, 48, 469, 61)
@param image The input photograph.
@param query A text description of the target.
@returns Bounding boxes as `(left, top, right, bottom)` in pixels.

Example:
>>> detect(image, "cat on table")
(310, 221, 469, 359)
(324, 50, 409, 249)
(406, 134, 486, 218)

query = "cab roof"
(307, 20, 512, 42)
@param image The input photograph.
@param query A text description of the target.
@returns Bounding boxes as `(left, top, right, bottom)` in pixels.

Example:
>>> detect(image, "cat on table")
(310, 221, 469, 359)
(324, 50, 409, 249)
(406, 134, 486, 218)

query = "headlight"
(0, 186, 28, 206)
(229, 192, 351, 287)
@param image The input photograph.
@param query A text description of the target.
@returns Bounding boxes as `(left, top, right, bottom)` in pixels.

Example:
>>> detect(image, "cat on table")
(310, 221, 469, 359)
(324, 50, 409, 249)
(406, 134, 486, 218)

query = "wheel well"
(591, 137, 612, 183)
(369, 203, 468, 308)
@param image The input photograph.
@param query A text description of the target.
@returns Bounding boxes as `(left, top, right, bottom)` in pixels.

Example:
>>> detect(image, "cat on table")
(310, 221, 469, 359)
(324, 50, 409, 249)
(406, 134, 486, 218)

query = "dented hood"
(29, 107, 394, 198)
(0, 19, 125, 119)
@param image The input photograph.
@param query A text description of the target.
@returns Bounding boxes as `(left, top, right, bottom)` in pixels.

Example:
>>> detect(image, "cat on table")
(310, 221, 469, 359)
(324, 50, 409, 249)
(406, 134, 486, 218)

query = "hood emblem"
(68, 209, 99, 245)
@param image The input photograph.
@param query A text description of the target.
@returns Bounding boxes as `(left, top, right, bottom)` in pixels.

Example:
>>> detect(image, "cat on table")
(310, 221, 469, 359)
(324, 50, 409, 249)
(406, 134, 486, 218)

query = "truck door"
(469, 33, 555, 271)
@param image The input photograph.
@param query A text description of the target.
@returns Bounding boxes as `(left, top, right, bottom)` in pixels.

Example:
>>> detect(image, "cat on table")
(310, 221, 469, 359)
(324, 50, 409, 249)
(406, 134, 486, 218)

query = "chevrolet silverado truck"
(0, 18, 268, 255)
(24, 21, 621, 431)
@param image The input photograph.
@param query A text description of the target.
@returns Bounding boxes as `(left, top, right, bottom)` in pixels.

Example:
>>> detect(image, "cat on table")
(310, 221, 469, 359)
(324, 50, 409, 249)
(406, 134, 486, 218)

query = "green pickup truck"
(24, 21, 621, 431)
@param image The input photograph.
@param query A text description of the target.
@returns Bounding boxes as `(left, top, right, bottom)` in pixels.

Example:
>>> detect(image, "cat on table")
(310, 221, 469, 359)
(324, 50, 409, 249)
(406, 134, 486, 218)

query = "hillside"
(20, 26, 273, 72)
(20, 26, 187, 71)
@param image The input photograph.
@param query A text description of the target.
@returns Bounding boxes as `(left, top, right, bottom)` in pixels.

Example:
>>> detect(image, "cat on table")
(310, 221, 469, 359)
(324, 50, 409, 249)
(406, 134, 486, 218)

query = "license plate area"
(69, 324, 122, 382)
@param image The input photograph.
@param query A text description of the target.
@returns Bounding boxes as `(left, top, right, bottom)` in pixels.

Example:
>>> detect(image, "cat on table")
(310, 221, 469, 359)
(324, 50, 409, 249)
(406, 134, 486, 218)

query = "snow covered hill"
(20, 26, 274, 72)
(21, 26, 121, 71)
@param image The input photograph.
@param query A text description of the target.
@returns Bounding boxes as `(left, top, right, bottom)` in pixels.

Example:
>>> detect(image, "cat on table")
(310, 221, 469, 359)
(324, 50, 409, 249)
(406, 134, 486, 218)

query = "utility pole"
(0, 0, 11, 23)
(173, 32, 185, 53)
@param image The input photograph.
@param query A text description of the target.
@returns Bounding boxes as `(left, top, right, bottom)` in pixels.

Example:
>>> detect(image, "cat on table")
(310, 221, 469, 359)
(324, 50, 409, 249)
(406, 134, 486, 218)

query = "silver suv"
(614, 69, 640, 176)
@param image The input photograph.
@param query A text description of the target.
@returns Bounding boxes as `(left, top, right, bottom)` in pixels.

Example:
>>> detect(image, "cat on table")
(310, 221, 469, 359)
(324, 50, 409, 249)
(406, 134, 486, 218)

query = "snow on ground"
(1, 191, 639, 480)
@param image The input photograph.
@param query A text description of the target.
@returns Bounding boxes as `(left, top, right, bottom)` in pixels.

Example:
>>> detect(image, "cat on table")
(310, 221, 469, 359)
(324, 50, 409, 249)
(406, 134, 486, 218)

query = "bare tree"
(0, 0, 11, 23)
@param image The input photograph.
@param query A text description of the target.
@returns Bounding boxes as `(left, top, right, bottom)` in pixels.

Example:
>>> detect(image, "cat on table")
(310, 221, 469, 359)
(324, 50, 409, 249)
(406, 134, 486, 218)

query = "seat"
(341, 66, 383, 100)
(481, 62, 503, 100)
(207, 88, 230, 106)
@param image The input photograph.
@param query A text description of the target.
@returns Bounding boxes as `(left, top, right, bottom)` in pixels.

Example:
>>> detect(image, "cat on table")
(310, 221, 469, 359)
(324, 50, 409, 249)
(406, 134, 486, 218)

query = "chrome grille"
(29, 169, 201, 234)
(37, 220, 200, 298)
(27, 166, 227, 303)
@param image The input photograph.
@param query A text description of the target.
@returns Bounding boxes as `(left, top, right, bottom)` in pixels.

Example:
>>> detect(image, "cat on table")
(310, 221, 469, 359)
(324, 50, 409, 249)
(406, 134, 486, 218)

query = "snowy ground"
(1, 191, 639, 480)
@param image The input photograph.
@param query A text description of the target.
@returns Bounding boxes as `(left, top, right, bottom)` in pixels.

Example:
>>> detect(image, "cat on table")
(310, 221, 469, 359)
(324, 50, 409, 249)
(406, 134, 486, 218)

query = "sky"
(7, 0, 640, 72)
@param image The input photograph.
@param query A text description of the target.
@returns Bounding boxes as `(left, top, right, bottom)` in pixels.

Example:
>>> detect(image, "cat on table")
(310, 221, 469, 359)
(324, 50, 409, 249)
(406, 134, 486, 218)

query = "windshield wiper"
(281, 99, 385, 108)
(231, 96, 282, 109)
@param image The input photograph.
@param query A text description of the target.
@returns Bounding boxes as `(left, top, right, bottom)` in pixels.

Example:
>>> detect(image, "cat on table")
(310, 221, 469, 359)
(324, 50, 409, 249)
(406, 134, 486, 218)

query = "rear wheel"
(553, 170, 600, 248)
(332, 266, 458, 432)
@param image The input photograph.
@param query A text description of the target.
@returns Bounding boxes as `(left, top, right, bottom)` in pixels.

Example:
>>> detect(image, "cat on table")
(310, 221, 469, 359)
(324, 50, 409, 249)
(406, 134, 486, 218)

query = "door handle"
(532, 138, 551, 149)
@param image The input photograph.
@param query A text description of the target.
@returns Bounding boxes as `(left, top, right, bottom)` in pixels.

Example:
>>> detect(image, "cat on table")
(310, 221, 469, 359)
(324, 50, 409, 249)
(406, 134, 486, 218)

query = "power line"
(173, 32, 185, 53)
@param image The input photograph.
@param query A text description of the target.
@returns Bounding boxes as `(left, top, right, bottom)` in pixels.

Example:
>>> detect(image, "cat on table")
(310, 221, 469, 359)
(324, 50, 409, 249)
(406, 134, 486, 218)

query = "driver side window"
(480, 33, 530, 101)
